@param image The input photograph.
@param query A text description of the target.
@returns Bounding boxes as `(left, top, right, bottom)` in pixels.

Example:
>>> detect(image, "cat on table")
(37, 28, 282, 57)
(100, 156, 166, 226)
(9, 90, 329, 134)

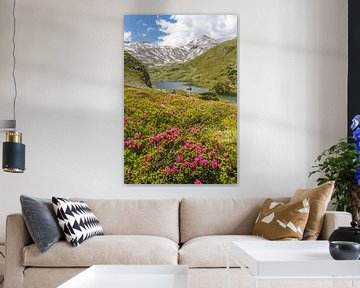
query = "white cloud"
(137, 20, 148, 27)
(147, 27, 155, 32)
(157, 15, 237, 47)
(124, 31, 132, 42)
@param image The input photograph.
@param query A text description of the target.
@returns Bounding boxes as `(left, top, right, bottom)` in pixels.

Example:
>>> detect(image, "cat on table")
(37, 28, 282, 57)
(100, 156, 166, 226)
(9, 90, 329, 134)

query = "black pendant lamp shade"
(2, 131, 25, 173)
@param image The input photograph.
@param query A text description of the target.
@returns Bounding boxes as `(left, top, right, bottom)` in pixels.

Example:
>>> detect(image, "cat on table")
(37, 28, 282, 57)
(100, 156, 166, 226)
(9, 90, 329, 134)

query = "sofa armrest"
(4, 213, 32, 288)
(318, 211, 352, 240)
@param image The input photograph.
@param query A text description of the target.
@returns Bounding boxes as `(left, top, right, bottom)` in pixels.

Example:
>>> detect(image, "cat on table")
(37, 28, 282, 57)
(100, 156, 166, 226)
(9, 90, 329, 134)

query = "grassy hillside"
(124, 86, 237, 184)
(149, 38, 237, 93)
(124, 51, 152, 88)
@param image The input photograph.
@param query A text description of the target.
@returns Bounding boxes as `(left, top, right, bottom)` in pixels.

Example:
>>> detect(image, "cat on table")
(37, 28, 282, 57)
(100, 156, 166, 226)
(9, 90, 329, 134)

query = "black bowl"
(329, 241, 360, 260)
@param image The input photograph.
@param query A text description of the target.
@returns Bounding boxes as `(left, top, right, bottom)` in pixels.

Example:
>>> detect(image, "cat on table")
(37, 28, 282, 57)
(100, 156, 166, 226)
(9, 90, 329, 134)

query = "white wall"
(0, 0, 347, 242)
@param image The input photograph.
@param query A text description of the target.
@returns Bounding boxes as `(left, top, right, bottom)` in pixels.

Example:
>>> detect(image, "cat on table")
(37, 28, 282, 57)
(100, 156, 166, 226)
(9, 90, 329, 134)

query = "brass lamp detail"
(2, 131, 25, 173)
(6, 130, 22, 143)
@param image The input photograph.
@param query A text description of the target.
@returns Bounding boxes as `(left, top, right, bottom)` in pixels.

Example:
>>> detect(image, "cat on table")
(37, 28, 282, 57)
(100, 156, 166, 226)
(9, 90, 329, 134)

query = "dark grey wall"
(348, 0, 360, 136)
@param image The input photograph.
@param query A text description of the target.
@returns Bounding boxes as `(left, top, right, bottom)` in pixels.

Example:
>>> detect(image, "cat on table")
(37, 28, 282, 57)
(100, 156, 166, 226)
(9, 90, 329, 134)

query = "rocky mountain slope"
(124, 35, 218, 66)
(124, 51, 152, 88)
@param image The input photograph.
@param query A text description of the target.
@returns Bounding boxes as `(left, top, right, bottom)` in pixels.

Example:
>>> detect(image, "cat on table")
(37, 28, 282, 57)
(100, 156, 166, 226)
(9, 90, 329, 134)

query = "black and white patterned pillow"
(52, 197, 104, 247)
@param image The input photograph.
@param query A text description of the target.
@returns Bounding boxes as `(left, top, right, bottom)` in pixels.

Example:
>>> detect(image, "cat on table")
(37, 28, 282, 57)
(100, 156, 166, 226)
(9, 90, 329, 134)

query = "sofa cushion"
(180, 198, 289, 243)
(20, 195, 64, 253)
(52, 197, 104, 247)
(23, 235, 179, 267)
(252, 198, 310, 240)
(179, 235, 267, 268)
(72, 198, 179, 243)
(290, 181, 334, 240)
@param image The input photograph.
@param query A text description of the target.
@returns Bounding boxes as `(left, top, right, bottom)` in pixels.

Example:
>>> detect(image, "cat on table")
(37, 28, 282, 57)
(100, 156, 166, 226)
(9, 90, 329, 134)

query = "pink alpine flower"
(183, 161, 190, 167)
(209, 151, 217, 158)
(134, 133, 140, 139)
(124, 139, 136, 151)
(124, 139, 134, 146)
(190, 162, 197, 169)
(177, 157, 183, 163)
(212, 159, 219, 169)
(194, 179, 202, 184)
(137, 142, 142, 150)
(195, 145, 205, 153)
(199, 159, 209, 167)
(164, 166, 177, 174)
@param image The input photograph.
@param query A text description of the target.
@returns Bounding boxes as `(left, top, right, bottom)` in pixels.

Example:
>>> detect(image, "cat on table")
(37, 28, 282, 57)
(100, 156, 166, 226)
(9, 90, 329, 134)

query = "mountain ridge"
(124, 35, 219, 66)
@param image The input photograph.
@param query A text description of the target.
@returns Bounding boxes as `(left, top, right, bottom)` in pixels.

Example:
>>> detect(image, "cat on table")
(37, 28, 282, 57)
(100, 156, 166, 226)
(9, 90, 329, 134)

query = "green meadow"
(124, 38, 237, 184)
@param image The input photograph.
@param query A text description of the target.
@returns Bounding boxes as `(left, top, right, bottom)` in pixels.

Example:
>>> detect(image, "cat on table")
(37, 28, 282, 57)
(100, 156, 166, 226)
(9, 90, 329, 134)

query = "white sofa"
(4, 198, 352, 288)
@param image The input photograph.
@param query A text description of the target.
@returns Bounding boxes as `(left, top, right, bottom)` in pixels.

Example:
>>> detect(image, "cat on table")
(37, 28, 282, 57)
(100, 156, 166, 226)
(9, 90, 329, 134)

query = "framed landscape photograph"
(124, 15, 238, 184)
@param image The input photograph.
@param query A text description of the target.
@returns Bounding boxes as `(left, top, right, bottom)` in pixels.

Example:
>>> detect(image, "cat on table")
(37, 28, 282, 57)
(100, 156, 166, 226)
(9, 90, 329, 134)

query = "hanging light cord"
(12, 0, 18, 130)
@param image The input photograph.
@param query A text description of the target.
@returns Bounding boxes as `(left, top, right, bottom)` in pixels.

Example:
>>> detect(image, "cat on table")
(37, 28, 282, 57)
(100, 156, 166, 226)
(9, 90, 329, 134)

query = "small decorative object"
(329, 241, 360, 260)
(329, 221, 360, 244)
(1, 0, 26, 173)
(309, 114, 360, 222)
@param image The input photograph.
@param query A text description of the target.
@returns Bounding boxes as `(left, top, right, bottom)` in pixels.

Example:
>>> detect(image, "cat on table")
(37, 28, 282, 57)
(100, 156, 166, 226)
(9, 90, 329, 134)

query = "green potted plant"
(309, 115, 360, 222)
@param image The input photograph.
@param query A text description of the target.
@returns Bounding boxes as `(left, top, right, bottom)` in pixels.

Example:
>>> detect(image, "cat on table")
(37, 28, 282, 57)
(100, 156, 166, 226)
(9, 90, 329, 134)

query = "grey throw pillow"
(20, 195, 64, 253)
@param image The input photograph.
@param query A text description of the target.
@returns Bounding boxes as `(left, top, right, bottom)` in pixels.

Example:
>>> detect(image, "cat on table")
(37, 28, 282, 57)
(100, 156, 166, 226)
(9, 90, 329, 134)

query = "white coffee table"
(228, 241, 360, 288)
(58, 265, 189, 288)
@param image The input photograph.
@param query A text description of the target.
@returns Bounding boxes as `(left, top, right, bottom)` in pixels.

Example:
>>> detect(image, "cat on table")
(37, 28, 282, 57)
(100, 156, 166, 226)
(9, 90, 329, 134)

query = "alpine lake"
(153, 81, 237, 103)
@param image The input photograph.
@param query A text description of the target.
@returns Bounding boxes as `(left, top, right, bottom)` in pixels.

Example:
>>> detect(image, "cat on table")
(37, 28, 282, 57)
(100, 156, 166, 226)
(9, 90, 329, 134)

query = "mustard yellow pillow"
(252, 198, 310, 240)
(289, 181, 334, 240)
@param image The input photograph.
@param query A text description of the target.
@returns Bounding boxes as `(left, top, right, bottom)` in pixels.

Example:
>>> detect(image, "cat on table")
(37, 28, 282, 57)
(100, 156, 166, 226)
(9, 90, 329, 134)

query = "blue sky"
(124, 15, 237, 47)
(124, 15, 174, 43)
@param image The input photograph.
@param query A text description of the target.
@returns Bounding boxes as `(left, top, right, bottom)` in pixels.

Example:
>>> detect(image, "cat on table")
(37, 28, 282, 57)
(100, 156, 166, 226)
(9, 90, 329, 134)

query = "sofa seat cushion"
(72, 198, 180, 243)
(23, 235, 179, 267)
(180, 198, 289, 243)
(179, 235, 267, 268)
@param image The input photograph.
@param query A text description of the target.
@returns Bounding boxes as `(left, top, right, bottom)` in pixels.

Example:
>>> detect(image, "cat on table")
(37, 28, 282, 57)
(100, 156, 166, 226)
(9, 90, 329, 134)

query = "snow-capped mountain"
(124, 35, 219, 66)
(183, 35, 219, 60)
